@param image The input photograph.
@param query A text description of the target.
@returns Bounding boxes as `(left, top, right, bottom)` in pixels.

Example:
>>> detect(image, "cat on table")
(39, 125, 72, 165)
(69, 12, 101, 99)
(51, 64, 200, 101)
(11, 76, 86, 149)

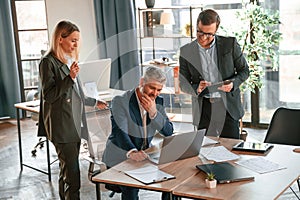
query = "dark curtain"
(93, 0, 140, 90)
(0, 0, 21, 118)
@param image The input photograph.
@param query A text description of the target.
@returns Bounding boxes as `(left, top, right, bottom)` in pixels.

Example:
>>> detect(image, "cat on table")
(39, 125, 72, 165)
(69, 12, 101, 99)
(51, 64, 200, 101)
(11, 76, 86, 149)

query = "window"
(11, 0, 48, 101)
(135, 0, 300, 127)
(259, 0, 300, 124)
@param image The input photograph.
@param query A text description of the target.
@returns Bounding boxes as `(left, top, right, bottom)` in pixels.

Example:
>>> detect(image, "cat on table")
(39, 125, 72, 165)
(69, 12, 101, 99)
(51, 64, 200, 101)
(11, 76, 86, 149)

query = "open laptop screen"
(148, 129, 205, 164)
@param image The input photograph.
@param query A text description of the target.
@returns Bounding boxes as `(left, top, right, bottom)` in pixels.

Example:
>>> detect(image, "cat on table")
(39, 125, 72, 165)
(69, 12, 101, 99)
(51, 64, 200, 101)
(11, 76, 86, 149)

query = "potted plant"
(205, 172, 217, 188)
(221, 1, 282, 135)
(235, 2, 282, 92)
(183, 23, 194, 37)
(238, 2, 282, 134)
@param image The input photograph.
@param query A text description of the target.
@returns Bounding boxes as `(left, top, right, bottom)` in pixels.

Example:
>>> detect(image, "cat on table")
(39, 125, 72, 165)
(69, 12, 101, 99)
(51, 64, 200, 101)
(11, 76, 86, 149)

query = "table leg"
(46, 139, 51, 181)
(16, 107, 23, 171)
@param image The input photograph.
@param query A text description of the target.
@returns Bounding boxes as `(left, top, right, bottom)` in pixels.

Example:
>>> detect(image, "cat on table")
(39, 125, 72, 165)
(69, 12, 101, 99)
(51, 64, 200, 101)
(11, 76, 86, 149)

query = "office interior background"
(1, 0, 300, 129)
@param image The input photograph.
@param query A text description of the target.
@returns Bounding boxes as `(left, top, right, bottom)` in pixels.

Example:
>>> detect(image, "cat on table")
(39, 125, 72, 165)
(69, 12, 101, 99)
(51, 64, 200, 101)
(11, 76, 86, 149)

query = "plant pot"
(205, 179, 217, 188)
(145, 0, 155, 8)
(240, 130, 248, 141)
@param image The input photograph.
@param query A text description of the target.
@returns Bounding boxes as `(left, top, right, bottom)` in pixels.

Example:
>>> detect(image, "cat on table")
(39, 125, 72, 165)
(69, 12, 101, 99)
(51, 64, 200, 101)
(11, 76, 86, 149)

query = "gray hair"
(143, 66, 166, 85)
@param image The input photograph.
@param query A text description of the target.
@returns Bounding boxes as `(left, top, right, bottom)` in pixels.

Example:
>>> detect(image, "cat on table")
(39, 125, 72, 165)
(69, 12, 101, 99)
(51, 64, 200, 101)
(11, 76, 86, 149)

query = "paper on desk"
(124, 164, 175, 185)
(202, 136, 219, 147)
(98, 90, 111, 95)
(200, 145, 240, 162)
(26, 100, 40, 107)
(236, 157, 286, 174)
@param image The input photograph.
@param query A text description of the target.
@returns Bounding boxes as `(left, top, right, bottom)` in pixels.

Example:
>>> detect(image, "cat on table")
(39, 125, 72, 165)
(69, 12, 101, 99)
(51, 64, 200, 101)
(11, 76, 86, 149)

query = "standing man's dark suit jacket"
(179, 36, 249, 127)
(38, 53, 96, 143)
(102, 89, 174, 167)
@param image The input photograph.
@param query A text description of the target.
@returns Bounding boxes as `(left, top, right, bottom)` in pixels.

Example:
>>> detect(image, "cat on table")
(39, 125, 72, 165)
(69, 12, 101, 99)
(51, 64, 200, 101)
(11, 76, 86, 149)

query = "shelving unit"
(137, 6, 203, 113)
(137, 6, 203, 65)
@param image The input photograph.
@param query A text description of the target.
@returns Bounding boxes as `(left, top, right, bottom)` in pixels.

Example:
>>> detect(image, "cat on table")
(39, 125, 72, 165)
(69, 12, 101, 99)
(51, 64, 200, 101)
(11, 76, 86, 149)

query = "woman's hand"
(96, 99, 108, 109)
(70, 61, 80, 79)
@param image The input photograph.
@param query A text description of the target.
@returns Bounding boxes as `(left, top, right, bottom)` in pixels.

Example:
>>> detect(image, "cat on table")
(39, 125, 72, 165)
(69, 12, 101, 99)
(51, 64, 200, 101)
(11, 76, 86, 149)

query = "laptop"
(196, 162, 255, 184)
(148, 129, 205, 165)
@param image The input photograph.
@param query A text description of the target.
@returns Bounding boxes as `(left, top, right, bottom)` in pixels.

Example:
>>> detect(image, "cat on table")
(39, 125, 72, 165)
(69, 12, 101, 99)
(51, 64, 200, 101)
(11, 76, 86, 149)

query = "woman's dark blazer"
(38, 53, 96, 143)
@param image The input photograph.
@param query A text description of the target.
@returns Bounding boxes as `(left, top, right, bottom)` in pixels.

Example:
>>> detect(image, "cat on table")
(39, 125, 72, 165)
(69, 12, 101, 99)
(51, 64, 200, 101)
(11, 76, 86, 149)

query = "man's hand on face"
(140, 93, 157, 118)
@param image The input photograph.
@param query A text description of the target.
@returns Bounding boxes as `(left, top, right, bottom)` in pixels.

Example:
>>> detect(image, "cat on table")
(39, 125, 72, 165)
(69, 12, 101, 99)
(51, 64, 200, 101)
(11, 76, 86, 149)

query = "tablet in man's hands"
(198, 79, 234, 97)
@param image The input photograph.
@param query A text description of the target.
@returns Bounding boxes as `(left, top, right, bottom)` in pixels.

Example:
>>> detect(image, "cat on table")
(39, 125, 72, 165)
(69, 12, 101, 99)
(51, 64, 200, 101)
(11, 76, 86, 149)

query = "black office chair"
(25, 90, 44, 157)
(264, 107, 300, 197)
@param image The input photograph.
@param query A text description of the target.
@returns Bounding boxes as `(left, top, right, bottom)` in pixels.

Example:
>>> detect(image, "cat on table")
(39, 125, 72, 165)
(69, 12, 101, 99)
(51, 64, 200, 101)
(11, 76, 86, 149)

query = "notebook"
(148, 129, 205, 165)
(196, 162, 255, 184)
(232, 141, 274, 153)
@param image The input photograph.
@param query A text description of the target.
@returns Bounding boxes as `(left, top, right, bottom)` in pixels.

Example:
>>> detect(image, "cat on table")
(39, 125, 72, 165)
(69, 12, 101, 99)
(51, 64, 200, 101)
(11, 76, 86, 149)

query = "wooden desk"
(92, 138, 300, 199)
(97, 88, 125, 102)
(173, 139, 300, 200)
(14, 90, 124, 182)
(91, 138, 237, 194)
(14, 100, 53, 181)
(92, 156, 206, 195)
(167, 113, 192, 123)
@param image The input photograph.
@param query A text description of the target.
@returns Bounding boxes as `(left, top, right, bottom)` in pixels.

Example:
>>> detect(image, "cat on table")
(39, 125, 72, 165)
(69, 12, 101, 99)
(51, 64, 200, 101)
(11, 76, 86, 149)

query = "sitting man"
(102, 66, 174, 200)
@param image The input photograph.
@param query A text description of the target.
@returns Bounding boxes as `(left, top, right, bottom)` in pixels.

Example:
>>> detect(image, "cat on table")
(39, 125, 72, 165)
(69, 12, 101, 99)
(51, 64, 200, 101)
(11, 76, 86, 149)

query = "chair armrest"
(83, 155, 107, 182)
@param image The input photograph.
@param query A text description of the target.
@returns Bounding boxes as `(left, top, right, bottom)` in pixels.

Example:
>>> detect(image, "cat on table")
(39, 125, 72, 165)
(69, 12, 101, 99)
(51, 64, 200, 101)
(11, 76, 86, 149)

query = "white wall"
(45, 0, 100, 62)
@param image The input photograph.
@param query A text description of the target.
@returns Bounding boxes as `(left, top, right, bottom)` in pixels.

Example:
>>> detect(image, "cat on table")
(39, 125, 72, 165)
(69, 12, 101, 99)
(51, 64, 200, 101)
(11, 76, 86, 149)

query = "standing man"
(38, 20, 107, 199)
(179, 9, 249, 139)
(102, 66, 174, 200)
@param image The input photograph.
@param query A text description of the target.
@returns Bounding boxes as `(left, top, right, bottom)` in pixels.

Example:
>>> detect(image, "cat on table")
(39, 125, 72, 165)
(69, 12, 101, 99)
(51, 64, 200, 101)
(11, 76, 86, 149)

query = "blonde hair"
(48, 20, 80, 63)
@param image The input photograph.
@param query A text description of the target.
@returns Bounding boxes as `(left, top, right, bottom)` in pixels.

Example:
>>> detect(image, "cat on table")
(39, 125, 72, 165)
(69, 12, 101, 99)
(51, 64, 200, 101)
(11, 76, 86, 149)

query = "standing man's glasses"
(196, 30, 215, 38)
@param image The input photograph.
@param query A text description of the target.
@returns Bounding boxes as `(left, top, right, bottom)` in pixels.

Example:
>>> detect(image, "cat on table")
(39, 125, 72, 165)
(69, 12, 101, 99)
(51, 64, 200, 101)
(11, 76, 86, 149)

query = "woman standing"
(38, 20, 107, 199)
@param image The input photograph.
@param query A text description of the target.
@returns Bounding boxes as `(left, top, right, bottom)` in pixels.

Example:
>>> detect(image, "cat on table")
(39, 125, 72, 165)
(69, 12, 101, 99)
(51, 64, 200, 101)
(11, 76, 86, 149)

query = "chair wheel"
(31, 149, 37, 156)
(109, 191, 115, 198)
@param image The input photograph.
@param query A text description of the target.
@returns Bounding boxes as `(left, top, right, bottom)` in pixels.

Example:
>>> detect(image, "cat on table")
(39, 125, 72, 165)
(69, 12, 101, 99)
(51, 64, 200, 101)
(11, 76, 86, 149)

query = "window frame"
(10, 0, 48, 102)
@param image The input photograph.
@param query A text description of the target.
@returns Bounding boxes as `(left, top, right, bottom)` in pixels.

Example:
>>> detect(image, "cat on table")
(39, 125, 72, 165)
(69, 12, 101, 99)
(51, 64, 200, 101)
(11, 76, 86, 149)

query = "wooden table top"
(173, 142, 300, 200)
(93, 137, 300, 199)
(92, 138, 240, 192)
(15, 100, 40, 113)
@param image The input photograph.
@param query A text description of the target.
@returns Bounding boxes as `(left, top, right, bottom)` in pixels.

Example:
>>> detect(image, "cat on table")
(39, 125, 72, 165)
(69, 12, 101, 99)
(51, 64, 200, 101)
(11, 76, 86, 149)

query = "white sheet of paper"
(200, 145, 240, 162)
(202, 137, 219, 147)
(236, 157, 286, 174)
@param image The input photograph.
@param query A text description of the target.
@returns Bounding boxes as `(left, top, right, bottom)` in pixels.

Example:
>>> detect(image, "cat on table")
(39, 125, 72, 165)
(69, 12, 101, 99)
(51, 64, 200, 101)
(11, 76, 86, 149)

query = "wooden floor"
(0, 118, 299, 200)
